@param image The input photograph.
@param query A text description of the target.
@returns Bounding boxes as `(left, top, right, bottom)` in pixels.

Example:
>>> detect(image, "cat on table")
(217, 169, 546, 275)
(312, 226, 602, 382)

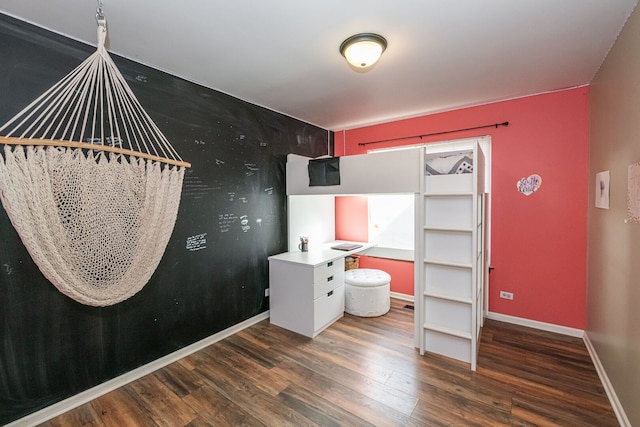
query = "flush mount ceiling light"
(339, 33, 387, 71)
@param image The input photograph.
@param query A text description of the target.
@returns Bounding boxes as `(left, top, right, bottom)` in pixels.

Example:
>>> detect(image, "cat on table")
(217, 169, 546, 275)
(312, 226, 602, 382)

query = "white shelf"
(424, 226, 472, 232)
(423, 259, 472, 269)
(423, 323, 472, 340)
(424, 291, 472, 304)
(424, 192, 473, 197)
(424, 263, 473, 301)
(424, 230, 472, 265)
(424, 173, 473, 194)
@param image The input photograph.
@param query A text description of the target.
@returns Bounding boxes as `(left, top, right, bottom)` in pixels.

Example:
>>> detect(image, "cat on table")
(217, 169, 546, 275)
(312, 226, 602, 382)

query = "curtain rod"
(357, 121, 509, 147)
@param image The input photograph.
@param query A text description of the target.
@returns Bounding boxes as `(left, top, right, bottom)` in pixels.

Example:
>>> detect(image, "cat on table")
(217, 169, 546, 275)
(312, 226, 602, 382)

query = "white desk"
(268, 241, 373, 338)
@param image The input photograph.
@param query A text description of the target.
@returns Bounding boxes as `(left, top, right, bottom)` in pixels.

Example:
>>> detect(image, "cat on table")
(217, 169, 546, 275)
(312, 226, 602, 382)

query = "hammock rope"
(0, 19, 189, 168)
(0, 5, 189, 306)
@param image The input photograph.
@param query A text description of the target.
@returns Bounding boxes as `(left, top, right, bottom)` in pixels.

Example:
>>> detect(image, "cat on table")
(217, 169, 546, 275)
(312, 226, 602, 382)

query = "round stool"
(344, 269, 391, 317)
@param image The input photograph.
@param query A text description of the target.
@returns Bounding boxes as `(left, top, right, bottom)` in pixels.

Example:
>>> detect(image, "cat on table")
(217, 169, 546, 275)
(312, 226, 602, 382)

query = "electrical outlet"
(500, 291, 513, 300)
(265, 288, 270, 297)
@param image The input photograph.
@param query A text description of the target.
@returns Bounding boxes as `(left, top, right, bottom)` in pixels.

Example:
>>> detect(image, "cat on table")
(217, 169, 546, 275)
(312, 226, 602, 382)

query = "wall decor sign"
(516, 174, 542, 196)
(595, 170, 610, 209)
(627, 162, 640, 223)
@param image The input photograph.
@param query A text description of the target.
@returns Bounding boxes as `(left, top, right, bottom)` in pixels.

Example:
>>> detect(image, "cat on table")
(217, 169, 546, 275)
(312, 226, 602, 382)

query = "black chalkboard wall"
(0, 14, 331, 424)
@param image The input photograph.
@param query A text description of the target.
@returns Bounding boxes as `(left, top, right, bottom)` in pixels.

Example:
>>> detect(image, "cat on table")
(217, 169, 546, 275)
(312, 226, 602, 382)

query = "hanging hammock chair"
(0, 6, 190, 306)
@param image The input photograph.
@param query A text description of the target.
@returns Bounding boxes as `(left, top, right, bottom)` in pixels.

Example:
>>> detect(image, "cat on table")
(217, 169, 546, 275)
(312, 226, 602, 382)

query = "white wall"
(287, 195, 335, 251)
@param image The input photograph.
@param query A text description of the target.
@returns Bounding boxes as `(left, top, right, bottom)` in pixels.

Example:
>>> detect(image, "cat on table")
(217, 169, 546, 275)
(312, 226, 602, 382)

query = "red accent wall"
(335, 196, 368, 241)
(334, 87, 589, 329)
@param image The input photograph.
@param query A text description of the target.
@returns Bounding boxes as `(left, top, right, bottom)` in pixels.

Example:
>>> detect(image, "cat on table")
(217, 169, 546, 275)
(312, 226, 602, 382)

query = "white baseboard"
(390, 292, 414, 303)
(6, 311, 271, 427)
(485, 311, 584, 337)
(583, 332, 631, 427)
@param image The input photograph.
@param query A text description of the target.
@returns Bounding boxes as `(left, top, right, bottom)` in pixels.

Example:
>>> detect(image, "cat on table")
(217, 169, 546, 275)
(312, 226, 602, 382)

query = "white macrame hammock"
(0, 9, 190, 306)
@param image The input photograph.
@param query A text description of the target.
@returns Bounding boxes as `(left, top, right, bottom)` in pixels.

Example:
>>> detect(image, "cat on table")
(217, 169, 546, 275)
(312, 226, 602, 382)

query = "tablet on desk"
(331, 243, 362, 251)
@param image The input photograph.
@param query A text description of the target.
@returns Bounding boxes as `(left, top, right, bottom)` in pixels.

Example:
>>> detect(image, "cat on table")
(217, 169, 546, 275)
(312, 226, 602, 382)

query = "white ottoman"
(344, 269, 391, 317)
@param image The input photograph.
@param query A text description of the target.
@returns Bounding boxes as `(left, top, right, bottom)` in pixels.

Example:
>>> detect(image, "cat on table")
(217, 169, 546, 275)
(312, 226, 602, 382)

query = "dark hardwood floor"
(39, 299, 618, 426)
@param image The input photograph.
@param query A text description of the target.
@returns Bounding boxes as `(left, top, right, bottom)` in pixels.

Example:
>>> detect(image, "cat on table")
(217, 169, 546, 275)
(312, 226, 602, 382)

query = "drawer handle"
(327, 290, 334, 297)
(327, 275, 334, 282)
(328, 261, 333, 267)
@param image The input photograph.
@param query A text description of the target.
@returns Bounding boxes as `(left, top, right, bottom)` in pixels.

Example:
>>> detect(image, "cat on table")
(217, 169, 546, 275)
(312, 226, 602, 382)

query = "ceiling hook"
(96, 0, 106, 29)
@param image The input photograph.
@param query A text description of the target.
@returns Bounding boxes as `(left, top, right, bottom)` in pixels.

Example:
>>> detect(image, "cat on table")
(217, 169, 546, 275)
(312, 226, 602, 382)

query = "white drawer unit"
(269, 255, 345, 338)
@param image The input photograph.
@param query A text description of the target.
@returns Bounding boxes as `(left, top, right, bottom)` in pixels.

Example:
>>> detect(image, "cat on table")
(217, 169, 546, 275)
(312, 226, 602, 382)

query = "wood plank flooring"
(39, 299, 617, 426)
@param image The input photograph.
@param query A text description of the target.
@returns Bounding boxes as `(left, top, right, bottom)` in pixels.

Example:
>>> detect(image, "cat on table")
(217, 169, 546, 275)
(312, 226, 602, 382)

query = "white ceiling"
(1, 1, 638, 131)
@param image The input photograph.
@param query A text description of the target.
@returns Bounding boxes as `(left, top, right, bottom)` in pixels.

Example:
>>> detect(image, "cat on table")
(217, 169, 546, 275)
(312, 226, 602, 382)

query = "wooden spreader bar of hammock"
(0, 136, 191, 168)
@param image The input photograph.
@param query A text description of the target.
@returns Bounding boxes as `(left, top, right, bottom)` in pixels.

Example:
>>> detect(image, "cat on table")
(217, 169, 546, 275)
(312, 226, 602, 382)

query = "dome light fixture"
(339, 33, 387, 71)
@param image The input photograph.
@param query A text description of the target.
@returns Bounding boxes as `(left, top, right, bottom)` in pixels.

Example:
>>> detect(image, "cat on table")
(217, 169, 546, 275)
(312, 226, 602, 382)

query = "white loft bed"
(286, 148, 481, 250)
(287, 148, 481, 195)
(286, 148, 422, 254)
(286, 149, 422, 196)
(285, 139, 489, 370)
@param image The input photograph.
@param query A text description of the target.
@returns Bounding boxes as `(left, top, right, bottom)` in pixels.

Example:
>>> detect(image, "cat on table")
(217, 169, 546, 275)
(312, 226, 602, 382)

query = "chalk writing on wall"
(183, 173, 219, 199)
(4, 263, 14, 275)
(219, 213, 238, 233)
(245, 163, 259, 176)
(240, 215, 250, 232)
(186, 233, 207, 251)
